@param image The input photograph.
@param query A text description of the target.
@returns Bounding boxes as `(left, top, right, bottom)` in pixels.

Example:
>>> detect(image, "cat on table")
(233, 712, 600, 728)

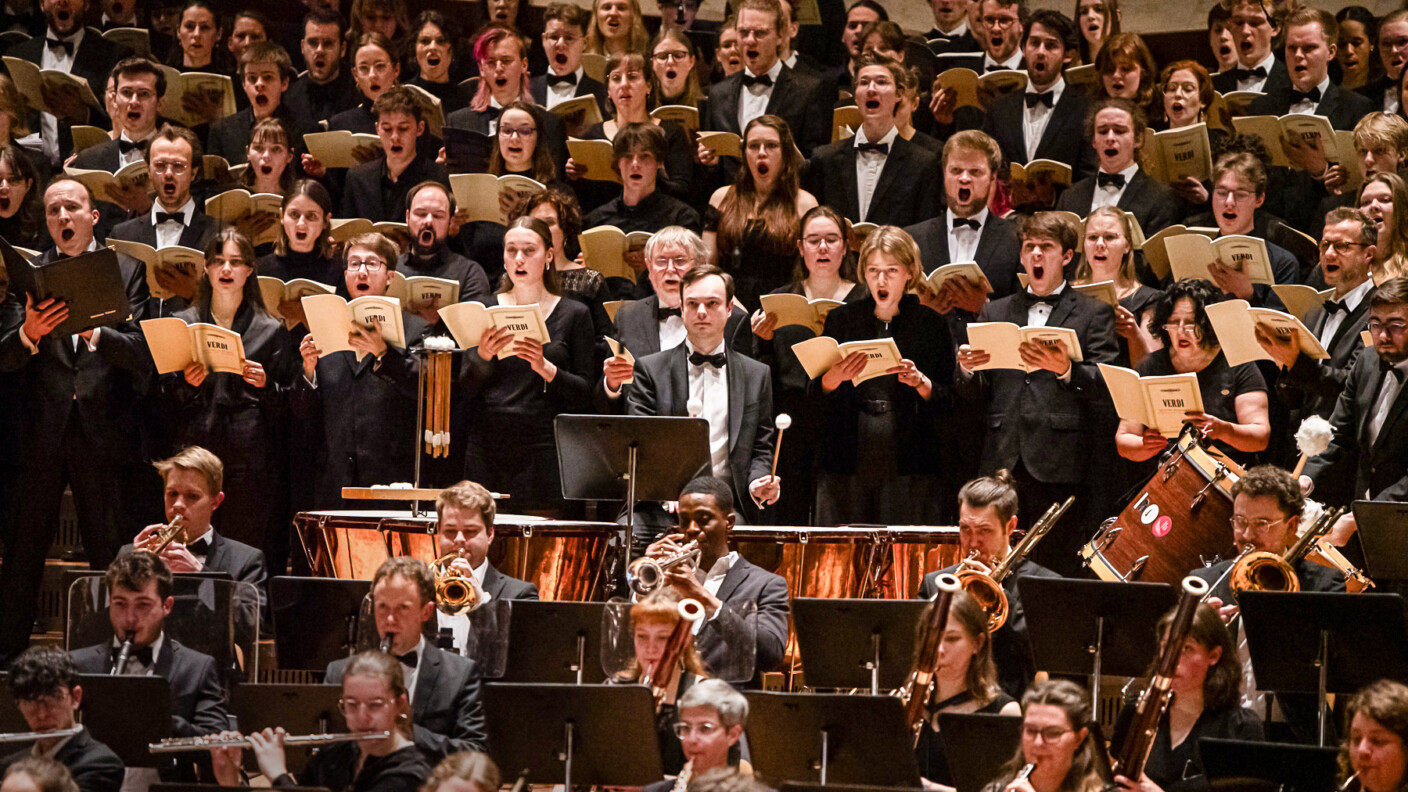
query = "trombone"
(955, 497, 1073, 630)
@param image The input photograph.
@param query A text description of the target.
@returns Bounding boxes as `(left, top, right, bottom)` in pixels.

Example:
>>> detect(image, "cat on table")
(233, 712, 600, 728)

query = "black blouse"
(582, 120, 695, 202)
(1136, 347, 1267, 464)
(753, 280, 866, 397)
(281, 742, 431, 792)
(256, 249, 343, 288)
(915, 691, 1017, 786)
(1113, 283, 1164, 368)
(1111, 702, 1264, 792)
(460, 294, 597, 423)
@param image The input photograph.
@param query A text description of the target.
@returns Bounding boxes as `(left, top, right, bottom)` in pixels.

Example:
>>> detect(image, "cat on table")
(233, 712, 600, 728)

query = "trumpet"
(148, 515, 187, 554)
(955, 497, 1073, 631)
(432, 551, 483, 616)
(148, 731, 391, 754)
(629, 541, 700, 596)
(1229, 506, 1345, 596)
(111, 632, 136, 675)
(0, 728, 83, 744)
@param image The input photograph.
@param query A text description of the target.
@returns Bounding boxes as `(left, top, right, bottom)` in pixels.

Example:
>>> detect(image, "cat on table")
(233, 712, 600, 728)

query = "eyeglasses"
(981, 14, 1020, 28)
(1229, 516, 1286, 534)
(337, 698, 389, 715)
(653, 51, 692, 62)
(652, 256, 691, 270)
(499, 126, 537, 138)
(482, 57, 521, 69)
(1319, 240, 1368, 254)
(1212, 187, 1256, 203)
(150, 160, 188, 174)
(117, 88, 156, 102)
(1162, 321, 1202, 338)
(347, 260, 387, 272)
(354, 61, 394, 76)
(1022, 726, 1074, 742)
(1368, 319, 1408, 336)
(803, 235, 844, 248)
(543, 33, 583, 44)
(673, 721, 722, 738)
(737, 27, 771, 40)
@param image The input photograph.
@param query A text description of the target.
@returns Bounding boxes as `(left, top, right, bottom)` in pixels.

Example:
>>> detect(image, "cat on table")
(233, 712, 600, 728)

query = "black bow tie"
(1289, 86, 1322, 104)
(952, 216, 980, 230)
(1233, 66, 1268, 81)
(689, 351, 727, 368)
(396, 650, 418, 669)
(116, 643, 154, 668)
(547, 72, 577, 87)
(117, 138, 140, 154)
(46, 37, 74, 55)
(657, 305, 681, 320)
(186, 537, 210, 555)
(1097, 172, 1126, 189)
(156, 211, 184, 225)
(1023, 290, 1061, 308)
(742, 72, 773, 88)
(1381, 360, 1406, 381)
(1323, 299, 1347, 315)
(483, 105, 504, 122)
(1024, 91, 1054, 109)
(856, 141, 889, 156)
(984, 63, 1008, 73)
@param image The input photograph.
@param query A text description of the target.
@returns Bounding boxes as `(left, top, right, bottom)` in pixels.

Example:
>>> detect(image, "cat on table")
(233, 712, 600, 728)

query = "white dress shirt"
(39, 27, 84, 165)
(1318, 278, 1373, 349)
(1022, 77, 1064, 162)
(935, 19, 970, 39)
(982, 51, 1023, 72)
(152, 198, 195, 249)
(1386, 86, 1401, 115)
(685, 339, 731, 481)
(738, 59, 783, 134)
(399, 635, 427, 703)
(487, 97, 504, 135)
(853, 125, 897, 223)
(1289, 76, 1331, 116)
(1025, 282, 1067, 327)
(1090, 162, 1139, 212)
(545, 67, 584, 109)
(113, 631, 165, 676)
(1237, 52, 1277, 93)
(658, 308, 686, 351)
(693, 551, 738, 633)
(1367, 357, 1408, 448)
(437, 557, 489, 654)
(117, 131, 146, 168)
(946, 206, 988, 263)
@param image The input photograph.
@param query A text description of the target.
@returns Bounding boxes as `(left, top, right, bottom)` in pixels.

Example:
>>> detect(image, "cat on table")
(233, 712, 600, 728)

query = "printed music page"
(439, 302, 551, 359)
(1204, 299, 1329, 366)
(1099, 363, 1204, 437)
(792, 336, 904, 383)
(966, 322, 1084, 373)
(302, 294, 406, 360)
(758, 293, 843, 334)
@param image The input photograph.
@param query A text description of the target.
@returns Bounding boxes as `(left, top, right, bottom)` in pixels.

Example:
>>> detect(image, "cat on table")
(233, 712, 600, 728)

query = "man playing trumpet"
(433, 481, 538, 655)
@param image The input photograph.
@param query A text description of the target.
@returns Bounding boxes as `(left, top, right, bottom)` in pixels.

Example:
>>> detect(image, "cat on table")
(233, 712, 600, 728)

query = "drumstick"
(422, 356, 433, 455)
(769, 413, 791, 479)
(434, 352, 445, 458)
(438, 351, 450, 458)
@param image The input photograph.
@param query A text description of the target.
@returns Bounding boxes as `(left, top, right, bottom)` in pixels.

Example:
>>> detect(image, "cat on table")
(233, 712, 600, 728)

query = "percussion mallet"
(1293, 415, 1333, 478)
(769, 413, 791, 479)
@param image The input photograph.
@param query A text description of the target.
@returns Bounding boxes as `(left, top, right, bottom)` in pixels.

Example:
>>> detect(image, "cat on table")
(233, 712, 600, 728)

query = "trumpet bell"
(1229, 551, 1301, 595)
(432, 552, 481, 616)
(954, 570, 1009, 631)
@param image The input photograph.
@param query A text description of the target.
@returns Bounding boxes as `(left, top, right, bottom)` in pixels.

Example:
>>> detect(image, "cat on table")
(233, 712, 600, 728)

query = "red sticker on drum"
(1152, 515, 1173, 537)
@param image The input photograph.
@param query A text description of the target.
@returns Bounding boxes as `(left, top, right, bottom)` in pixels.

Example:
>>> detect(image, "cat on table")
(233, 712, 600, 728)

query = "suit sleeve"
(1067, 301, 1118, 397)
(93, 257, 155, 375)
(746, 367, 775, 486)
(449, 666, 489, 752)
(69, 747, 126, 792)
(704, 573, 790, 673)
(797, 79, 834, 157)
(916, 573, 935, 600)
(174, 655, 233, 737)
(624, 358, 659, 416)
(1280, 344, 1363, 408)
(1302, 357, 1364, 491)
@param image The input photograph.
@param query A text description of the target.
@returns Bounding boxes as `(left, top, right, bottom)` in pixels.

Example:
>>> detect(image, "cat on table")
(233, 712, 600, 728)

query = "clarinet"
(111, 632, 136, 675)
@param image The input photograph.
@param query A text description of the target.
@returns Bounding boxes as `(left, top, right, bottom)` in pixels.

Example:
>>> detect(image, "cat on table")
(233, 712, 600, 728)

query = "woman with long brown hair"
(706, 115, 818, 311)
(586, 0, 650, 57)
(1073, 0, 1120, 64)
(983, 680, 1106, 792)
(650, 29, 705, 108)
(1095, 33, 1159, 121)
(1340, 680, 1408, 792)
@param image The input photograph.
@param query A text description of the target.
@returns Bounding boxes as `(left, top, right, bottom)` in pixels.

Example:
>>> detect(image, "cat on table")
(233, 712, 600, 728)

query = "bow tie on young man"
(1289, 86, 1322, 104)
(742, 72, 773, 88)
(46, 37, 75, 55)
(546, 72, 577, 87)
(1024, 91, 1054, 109)
(1096, 172, 1126, 189)
(855, 141, 889, 156)
(657, 305, 682, 320)
(952, 216, 980, 230)
(689, 351, 727, 368)
(157, 211, 185, 225)
(1021, 291, 1062, 308)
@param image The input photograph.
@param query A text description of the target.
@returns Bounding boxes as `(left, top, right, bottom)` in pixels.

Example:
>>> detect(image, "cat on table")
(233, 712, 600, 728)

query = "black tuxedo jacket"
(905, 211, 1022, 297)
(1246, 80, 1373, 131)
(1304, 347, 1408, 504)
(283, 71, 361, 131)
(109, 209, 220, 251)
(699, 555, 789, 675)
(0, 728, 124, 792)
(959, 288, 1119, 485)
(919, 557, 1057, 698)
(119, 531, 267, 592)
(611, 294, 747, 359)
(982, 84, 1097, 179)
(1356, 75, 1396, 113)
(71, 137, 139, 172)
(0, 249, 150, 463)
(925, 27, 981, 55)
(1192, 556, 1344, 605)
(70, 638, 231, 738)
(339, 155, 450, 224)
(530, 72, 609, 113)
(207, 105, 309, 164)
(624, 344, 774, 522)
(704, 65, 833, 156)
(483, 563, 539, 601)
(804, 133, 941, 226)
(445, 104, 570, 183)
(1211, 59, 1292, 96)
(1055, 168, 1184, 236)
(8, 27, 131, 113)
(1278, 285, 1374, 422)
(325, 643, 487, 754)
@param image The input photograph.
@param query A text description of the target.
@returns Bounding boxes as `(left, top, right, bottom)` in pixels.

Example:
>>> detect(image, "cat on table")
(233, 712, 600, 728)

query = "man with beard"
(282, 8, 360, 131)
(399, 181, 492, 322)
(7, 0, 130, 167)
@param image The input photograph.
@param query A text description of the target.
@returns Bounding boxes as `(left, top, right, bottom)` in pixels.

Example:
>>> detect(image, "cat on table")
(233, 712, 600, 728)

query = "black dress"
(1137, 348, 1268, 467)
(459, 294, 596, 511)
(1111, 702, 1264, 792)
(279, 742, 432, 792)
(705, 203, 800, 313)
(576, 120, 695, 209)
(256, 249, 343, 290)
(915, 691, 1017, 787)
(161, 302, 298, 571)
(752, 280, 865, 525)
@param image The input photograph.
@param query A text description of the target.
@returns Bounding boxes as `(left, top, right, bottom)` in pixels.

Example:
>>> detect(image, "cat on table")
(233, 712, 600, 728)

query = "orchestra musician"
(209, 651, 432, 792)
(324, 557, 488, 756)
(914, 590, 1022, 792)
(642, 680, 751, 792)
(919, 470, 1058, 699)
(614, 588, 711, 776)
(982, 679, 1106, 792)
(1, 759, 80, 792)
(0, 647, 123, 792)
(1341, 680, 1408, 792)
(1110, 603, 1263, 792)
(421, 752, 502, 792)
(643, 477, 789, 680)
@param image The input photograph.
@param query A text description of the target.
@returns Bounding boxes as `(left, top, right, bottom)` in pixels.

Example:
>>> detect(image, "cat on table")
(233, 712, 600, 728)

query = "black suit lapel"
(530, 78, 547, 105)
(413, 645, 441, 720)
(204, 532, 226, 570)
(870, 138, 908, 217)
(482, 564, 505, 599)
(669, 346, 690, 415)
(1047, 287, 1079, 328)
(637, 296, 663, 354)
(714, 556, 751, 602)
(726, 350, 744, 452)
(1316, 83, 1340, 120)
(1034, 92, 1080, 159)
(1116, 171, 1151, 214)
(1330, 296, 1373, 355)
(715, 75, 742, 133)
(154, 639, 175, 678)
(839, 144, 862, 220)
(764, 67, 793, 117)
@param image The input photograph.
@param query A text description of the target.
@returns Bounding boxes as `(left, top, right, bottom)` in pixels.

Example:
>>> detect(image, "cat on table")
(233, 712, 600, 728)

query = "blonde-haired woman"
(209, 651, 432, 792)
(586, 0, 649, 56)
(614, 588, 711, 776)
(1359, 173, 1408, 282)
(814, 226, 953, 526)
(422, 752, 501, 792)
(1073, 207, 1161, 368)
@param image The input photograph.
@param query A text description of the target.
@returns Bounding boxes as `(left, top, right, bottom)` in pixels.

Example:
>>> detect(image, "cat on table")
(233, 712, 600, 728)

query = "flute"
(0, 727, 83, 744)
(149, 731, 391, 754)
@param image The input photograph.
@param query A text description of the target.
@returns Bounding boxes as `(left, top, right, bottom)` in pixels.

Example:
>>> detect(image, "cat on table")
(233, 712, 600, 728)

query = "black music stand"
(783, 784, 923, 792)
(937, 713, 1023, 792)
(1240, 591, 1408, 746)
(1353, 500, 1408, 582)
(1199, 738, 1340, 792)
(481, 683, 662, 789)
(791, 599, 927, 693)
(496, 601, 607, 684)
(555, 415, 711, 556)
(77, 675, 171, 768)
(271, 577, 371, 671)
(1019, 578, 1179, 693)
(230, 684, 345, 773)
(744, 692, 923, 788)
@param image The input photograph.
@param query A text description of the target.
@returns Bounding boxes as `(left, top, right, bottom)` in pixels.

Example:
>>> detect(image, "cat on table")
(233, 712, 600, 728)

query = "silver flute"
(149, 730, 391, 754)
(0, 728, 83, 744)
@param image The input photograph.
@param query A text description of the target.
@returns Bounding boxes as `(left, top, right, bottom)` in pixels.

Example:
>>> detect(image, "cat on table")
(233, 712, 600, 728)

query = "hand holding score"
(242, 360, 267, 388)
(300, 335, 321, 378)
(820, 351, 868, 392)
(183, 362, 208, 387)
(1018, 338, 1070, 376)
(477, 325, 514, 361)
(956, 343, 990, 372)
(348, 316, 388, 360)
(1253, 324, 1300, 369)
(21, 295, 69, 344)
(750, 309, 778, 341)
(1207, 259, 1254, 300)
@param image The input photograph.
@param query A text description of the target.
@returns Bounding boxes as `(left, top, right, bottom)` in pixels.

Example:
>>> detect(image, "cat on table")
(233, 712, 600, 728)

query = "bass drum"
(1082, 433, 1241, 584)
